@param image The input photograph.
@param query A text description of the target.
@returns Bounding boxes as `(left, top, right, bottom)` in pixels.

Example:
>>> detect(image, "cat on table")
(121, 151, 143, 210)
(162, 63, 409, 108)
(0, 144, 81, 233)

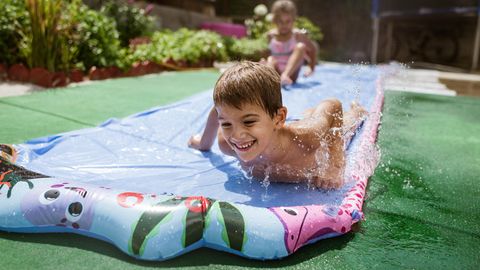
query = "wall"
(216, 0, 479, 69)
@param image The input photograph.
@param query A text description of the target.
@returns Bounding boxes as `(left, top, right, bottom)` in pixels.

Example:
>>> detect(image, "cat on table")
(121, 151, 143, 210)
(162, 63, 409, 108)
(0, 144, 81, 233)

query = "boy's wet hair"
(213, 61, 282, 118)
(272, 0, 297, 21)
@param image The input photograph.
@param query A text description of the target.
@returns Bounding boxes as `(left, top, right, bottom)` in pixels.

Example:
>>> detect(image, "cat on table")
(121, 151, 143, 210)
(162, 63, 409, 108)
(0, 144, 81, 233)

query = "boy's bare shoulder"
(283, 124, 322, 150)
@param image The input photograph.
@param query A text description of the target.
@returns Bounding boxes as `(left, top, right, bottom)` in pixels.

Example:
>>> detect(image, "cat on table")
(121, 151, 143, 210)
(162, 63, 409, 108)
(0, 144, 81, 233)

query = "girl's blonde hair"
(271, 0, 297, 21)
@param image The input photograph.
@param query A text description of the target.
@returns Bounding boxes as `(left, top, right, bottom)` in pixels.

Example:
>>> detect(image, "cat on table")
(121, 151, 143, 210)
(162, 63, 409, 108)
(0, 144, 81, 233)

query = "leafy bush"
(183, 30, 228, 64)
(224, 37, 268, 61)
(128, 29, 227, 66)
(101, 0, 156, 47)
(295, 16, 323, 42)
(0, 0, 29, 65)
(66, 0, 122, 70)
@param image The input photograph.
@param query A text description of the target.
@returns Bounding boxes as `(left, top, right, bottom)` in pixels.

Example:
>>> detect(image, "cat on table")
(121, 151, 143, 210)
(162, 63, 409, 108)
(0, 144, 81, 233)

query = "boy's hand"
(188, 134, 209, 151)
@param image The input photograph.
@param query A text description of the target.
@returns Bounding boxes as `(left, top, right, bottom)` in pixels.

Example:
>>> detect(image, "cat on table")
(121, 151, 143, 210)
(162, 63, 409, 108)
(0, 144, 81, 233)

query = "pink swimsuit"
(269, 35, 297, 73)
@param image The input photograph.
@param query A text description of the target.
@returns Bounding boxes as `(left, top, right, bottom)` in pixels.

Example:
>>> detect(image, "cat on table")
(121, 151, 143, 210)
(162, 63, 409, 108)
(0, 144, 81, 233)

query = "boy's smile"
(216, 103, 285, 162)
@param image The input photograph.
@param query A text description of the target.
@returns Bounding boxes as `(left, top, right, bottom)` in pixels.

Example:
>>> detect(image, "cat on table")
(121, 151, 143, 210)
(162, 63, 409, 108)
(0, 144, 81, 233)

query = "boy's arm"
(188, 107, 219, 151)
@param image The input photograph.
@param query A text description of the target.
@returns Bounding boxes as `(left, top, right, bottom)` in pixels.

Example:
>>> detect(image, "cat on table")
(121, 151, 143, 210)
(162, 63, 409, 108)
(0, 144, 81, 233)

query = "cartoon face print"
(270, 205, 347, 254)
(269, 206, 308, 253)
(21, 183, 97, 230)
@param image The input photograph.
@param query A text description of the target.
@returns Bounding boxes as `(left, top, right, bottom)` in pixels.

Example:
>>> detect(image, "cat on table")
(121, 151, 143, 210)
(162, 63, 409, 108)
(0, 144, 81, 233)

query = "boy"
(188, 61, 366, 189)
(265, 0, 318, 85)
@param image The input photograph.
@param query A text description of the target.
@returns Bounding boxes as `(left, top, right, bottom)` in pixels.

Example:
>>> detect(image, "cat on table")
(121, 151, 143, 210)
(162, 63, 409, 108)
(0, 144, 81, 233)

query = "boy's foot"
(342, 102, 368, 145)
(314, 102, 367, 189)
(350, 101, 368, 119)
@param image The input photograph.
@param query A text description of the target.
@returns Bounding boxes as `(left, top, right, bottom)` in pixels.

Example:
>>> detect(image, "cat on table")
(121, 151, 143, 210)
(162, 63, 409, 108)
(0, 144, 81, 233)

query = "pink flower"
(145, 4, 154, 14)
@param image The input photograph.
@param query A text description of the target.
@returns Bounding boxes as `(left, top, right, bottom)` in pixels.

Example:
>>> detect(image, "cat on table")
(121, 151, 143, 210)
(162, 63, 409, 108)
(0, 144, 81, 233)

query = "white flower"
(254, 4, 268, 16)
(244, 18, 254, 26)
(265, 13, 273, 22)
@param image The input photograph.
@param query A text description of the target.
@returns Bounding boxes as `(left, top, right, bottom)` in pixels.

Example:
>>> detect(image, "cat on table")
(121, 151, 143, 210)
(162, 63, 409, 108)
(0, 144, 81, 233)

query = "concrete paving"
(0, 81, 44, 98)
(385, 66, 480, 97)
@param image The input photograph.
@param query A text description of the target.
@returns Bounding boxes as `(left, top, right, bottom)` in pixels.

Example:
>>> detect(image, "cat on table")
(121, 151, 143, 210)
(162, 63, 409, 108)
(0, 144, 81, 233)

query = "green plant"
(102, 0, 156, 47)
(225, 37, 268, 61)
(66, 0, 122, 70)
(20, 0, 72, 71)
(295, 16, 323, 42)
(183, 30, 228, 64)
(0, 0, 29, 65)
(244, 4, 272, 39)
(127, 29, 227, 67)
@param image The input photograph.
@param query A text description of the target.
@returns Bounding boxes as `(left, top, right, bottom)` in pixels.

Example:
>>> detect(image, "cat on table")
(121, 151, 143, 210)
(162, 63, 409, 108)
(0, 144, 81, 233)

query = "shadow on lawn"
(0, 229, 355, 268)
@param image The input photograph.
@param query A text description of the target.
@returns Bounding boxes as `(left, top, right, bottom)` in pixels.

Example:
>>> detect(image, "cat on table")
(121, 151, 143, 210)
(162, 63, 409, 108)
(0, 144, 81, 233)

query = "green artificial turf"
(0, 70, 220, 143)
(0, 74, 479, 269)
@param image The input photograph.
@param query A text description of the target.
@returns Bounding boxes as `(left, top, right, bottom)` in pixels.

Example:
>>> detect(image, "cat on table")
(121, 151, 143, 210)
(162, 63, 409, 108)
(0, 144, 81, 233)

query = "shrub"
(101, 0, 156, 47)
(0, 0, 29, 65)
(66, 0, 122, 70)
(128, 29, 227, 67)
(224, 37, 268, 61)
(295, 16, 323, 42)
(183, 30, 228, 64)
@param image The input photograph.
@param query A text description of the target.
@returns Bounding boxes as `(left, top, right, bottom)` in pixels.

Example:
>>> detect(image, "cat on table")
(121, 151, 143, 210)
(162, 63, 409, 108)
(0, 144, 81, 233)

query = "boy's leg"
(281, 42, 306, 84)
(312, 100, 368, 188)
(309, 99, 345, 189)
(308, 98, 343, 135)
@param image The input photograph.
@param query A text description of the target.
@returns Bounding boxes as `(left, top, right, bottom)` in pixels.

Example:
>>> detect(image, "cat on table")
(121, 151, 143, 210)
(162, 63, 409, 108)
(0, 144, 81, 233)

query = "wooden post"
(472, 1, 480, 70)
(371, 17, 380, 64)
(371, 0, 380, 64)
(385, 21, 394, 61)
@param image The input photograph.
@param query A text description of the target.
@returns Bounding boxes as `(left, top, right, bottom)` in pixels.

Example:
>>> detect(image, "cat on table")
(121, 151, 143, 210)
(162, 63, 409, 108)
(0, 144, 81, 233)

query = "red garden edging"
(8, 64, 30, 82)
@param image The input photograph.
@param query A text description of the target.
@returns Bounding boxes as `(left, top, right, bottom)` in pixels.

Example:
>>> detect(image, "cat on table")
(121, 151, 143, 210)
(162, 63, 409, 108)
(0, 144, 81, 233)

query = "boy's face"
(274, 13, 295, 35)
(216, 103, 284, 162)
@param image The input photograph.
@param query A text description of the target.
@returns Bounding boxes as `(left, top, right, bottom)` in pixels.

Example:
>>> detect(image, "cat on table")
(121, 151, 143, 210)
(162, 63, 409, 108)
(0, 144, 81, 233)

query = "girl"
(266, 0, 318, 85)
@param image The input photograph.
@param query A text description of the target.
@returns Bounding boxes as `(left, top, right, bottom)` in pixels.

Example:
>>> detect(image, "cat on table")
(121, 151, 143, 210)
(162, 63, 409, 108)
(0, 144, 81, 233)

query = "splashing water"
(261, 166, 272, 201)
(241, 164, 254, 183)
